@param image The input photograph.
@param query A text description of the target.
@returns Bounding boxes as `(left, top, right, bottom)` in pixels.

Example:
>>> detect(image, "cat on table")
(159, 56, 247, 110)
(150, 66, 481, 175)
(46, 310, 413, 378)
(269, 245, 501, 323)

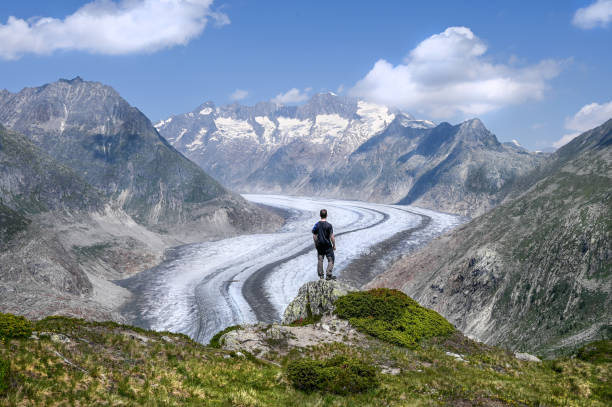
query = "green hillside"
(0, 289, 610, 407)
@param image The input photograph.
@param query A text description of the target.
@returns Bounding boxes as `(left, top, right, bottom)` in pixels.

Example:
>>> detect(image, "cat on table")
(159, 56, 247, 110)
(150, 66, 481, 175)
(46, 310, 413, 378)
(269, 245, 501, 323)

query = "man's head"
(320, 209, 327, 219)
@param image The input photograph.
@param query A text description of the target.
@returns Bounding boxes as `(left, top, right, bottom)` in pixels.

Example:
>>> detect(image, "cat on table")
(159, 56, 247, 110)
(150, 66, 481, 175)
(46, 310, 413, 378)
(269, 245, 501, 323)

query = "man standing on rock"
(312, 209, 336, 280)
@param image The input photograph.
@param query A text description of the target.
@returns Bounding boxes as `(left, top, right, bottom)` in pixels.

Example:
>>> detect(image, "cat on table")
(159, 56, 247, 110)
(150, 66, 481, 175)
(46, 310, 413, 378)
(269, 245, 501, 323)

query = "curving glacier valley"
(119, 195, 463, 344)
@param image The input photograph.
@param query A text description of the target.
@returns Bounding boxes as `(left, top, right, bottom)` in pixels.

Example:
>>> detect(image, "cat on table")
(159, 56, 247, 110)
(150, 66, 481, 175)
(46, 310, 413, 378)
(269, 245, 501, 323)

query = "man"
(312, 209, 336, 280)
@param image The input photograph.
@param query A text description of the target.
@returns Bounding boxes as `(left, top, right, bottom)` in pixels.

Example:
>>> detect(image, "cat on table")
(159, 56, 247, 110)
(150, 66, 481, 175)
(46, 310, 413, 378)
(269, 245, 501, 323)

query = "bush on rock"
(334, 288, 454, 347)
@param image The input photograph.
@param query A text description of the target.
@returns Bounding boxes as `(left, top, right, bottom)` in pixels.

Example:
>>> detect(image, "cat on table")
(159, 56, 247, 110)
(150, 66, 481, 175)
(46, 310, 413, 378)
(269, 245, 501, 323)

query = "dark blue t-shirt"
(312, 221, 333, 253)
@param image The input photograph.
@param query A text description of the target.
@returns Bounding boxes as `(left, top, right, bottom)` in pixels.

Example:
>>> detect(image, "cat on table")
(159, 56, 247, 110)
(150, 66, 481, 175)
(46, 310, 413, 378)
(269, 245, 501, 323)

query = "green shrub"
(0, 312, 32, 340)
(334, 288, 454, 348)
(0, 357, 8, 395)
(209, 325, 241, 348)
(576, 340, 612, 363)
(286, 355, 378, 395)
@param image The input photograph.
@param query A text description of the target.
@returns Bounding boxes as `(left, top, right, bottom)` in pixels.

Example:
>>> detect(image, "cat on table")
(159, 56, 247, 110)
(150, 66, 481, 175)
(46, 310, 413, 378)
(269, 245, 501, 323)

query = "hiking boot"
(325, 275, 337, 281)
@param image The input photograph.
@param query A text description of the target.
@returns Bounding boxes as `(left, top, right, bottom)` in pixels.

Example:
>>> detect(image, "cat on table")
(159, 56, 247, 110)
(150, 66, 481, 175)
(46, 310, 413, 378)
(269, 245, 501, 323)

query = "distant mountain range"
(368, 119, 612, 355)
(0, 78, 278, 321)
(156, 93, 543, 216)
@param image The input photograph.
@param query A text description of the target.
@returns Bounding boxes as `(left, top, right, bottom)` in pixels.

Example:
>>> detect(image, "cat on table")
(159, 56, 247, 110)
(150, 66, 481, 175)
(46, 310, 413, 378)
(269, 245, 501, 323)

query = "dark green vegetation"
(286, 355, 378, 395)
(0, 313, 32, 340)
(208, 325, 241, 349)
(0, 357, 8, 395)
(289, 314, 322, 327)
(335, 289, 455, 348)
(0, 314, 609, 406)
(577, 340, 612, 364)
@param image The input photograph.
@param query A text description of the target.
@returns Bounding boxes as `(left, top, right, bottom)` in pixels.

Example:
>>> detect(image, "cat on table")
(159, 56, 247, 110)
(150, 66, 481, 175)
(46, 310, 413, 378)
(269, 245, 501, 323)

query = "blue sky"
(0, 0, 611, 150)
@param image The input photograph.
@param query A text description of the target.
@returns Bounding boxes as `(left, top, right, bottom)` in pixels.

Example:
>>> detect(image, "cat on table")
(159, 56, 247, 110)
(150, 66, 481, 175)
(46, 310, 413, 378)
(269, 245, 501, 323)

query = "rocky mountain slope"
(0, 77, 270, 236)
(156, 94, 542, 216)
(368, 119, 612, 355)
(0, 125, 108, 319)
(0, 79, 280, 322)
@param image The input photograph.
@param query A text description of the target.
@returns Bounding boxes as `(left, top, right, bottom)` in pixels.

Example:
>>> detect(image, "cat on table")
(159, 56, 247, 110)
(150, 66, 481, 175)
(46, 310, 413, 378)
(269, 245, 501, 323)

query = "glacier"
(119, 195, 462, 343)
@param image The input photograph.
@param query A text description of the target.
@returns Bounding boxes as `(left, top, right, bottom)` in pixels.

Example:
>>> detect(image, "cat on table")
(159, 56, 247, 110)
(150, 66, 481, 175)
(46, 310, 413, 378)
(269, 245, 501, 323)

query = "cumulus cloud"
(230, 88, 249, 101)
(573, 0, 612, 29)
(553, 101, 612, 148)
(271, 87, 310, 104)
(0, 0, 227, 59)
(349, 26, 562, 119)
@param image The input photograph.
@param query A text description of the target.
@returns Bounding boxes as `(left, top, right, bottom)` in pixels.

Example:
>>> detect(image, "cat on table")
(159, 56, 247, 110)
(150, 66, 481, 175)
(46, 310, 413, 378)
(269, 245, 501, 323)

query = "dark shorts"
(316, 246, 334, 260)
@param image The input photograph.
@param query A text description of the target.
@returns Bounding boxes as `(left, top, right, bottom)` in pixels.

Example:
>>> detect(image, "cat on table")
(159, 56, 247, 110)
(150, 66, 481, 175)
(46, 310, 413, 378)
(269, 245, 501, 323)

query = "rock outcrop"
(281, 280, 355, 324)
(220, 316, 365, 357)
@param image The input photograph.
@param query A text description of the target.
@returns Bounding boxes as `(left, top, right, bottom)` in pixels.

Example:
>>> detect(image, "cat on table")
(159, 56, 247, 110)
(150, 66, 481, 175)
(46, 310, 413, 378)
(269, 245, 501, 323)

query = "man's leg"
(325, 250, 335, 279)
(317, 253, 325, 279)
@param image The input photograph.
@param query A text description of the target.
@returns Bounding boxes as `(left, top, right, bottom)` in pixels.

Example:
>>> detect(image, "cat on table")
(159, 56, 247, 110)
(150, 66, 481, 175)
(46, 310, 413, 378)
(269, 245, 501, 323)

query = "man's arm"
(313, 233, 318, 246)
(331, 234, 336, 250)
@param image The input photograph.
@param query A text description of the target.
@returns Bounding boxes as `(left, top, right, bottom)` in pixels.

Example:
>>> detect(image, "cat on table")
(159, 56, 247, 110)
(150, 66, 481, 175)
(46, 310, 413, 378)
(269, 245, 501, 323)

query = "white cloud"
(230, 88, 249, 101)
(0, 0, 227, 59)
(552, 133, 581, 149)
(271, 88, 310, 105)
(349, 26, 562, 119)
(573, 0, 612, 29)
(553, 101, 612, 148)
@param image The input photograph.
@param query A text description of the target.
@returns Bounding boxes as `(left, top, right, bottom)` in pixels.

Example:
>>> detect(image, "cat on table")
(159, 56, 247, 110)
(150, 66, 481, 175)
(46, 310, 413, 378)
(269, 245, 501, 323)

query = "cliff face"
(368, 119, 612, 355)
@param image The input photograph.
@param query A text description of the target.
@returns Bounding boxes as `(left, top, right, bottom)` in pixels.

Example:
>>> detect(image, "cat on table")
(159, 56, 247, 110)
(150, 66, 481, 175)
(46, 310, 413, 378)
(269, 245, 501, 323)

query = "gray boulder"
(514, 352, 542, 362)
(281, 279, 355, 324)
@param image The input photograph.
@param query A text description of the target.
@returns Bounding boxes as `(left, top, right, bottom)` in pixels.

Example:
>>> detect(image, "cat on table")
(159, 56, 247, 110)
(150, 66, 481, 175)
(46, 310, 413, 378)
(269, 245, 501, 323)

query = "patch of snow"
(356, 101, 395, 134)
(255, 116, 277, 143)
(174, 128, 188, 144)
(186, 128, 207, 151)
(338, 100, 396, 150)
(199, 107, 213, 115)
(311, 114, 349, 143)
(512, 139, 521, 147)
(214, 117, 257, 140)
(154, 117, 172, 130)
(401, 119, 436, 129)
(276, 117, 313, 143)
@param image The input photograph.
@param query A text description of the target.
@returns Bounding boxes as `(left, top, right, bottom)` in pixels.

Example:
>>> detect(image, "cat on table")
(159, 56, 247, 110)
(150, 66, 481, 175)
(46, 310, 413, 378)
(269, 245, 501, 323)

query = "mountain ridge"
(156, 94, 542, 216)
